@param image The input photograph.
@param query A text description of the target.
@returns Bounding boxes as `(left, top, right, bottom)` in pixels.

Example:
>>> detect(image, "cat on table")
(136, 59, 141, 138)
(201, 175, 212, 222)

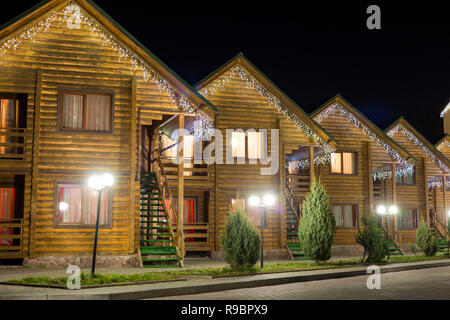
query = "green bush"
(221, 209, 260, 269)
(298, 178, 335, 263)
(355, 214, 389, 263)
(416, 220, 437, 256)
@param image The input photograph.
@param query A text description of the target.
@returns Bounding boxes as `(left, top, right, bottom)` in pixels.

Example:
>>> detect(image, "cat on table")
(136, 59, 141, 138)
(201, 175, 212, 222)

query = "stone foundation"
(330, 245, 364, 257)
(211, 249, 290, 260)
(23, 255, 139, 268)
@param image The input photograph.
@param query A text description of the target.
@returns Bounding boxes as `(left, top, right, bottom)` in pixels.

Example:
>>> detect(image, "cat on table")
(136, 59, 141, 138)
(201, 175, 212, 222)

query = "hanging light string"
(0, 0, 213, 139)
(285, 153, 330, 170)
(387, 124, 450, 174)
(314, 103, 415, 180)
(199, 64, 335, 160)
(436, 139, 450, 152)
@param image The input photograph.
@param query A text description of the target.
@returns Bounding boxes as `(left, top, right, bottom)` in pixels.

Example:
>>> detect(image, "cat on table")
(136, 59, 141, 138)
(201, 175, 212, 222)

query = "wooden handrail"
(431, 211, 448, 239)
(285, 177, 302, 220)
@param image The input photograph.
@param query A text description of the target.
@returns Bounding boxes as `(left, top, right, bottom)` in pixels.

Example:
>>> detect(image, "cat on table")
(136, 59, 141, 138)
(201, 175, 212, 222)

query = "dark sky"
(2, 1, 449, 143)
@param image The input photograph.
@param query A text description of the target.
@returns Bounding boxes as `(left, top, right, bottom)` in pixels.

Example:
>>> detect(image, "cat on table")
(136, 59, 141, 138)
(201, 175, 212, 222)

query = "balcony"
(0, 128, 25, 160)
(0, 219, 23, 257)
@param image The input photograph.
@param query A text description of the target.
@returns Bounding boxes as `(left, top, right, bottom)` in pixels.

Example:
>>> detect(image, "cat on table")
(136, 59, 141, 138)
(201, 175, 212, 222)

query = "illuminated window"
(232, 132, 246, 158)
(248, 131, 262, 160)
(332, 204, 359, 228)
(397, 208, 418, 230)
(331, 152, 356, 175)
(0, 187, 15, 246)
(229, 196, 267, 228)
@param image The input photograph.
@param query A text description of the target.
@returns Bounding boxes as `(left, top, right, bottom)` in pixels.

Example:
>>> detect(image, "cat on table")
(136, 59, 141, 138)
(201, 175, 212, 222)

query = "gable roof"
(435, 134, 450, 151)
(195, 52, 337, 149)
(311, 94, 416, 164)
(440, 100, 450, 118)
(386, 116, 450, 173)
(0, 0, 216, 116)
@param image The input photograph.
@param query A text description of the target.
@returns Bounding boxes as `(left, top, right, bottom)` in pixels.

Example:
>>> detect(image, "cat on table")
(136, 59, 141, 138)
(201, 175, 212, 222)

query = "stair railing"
(285, 177, 302, 221)
(150, 143, 185, 264)
(377, 216, 402, 252)
(431, 211, 447, 239)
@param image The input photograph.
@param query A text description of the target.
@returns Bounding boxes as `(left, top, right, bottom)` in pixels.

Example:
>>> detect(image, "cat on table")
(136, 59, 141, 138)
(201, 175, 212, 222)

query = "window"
(232, 131, 246, 158)
(0, 94, 26, 156)
(0, 188, 15, 246)
(398, 208, 418, 229)
(332, 204, 359, 228)
(59, 90, 113, 132)
(55, 183, 112, 227)
(396, 168, 415, 185)
(161, 134, 194, 159)
(229, 196, 268, 228)
(331, 152, 356, 175)
(248, 131, 262, 160)
(167, 197, 198, 224)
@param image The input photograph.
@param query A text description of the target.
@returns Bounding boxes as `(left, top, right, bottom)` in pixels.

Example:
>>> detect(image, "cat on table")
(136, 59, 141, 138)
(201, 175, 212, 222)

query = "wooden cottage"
(0, 0, 215, 267)
(195, 53, 337, 259)
(311, 95, 417, 254)
(386, 117, 449, 250)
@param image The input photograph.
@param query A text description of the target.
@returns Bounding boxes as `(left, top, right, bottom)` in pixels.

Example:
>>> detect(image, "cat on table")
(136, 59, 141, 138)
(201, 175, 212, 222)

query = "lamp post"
(377, 204, 397, 262)
(88, 173, 114, 276)
(248, 194, 276, 270)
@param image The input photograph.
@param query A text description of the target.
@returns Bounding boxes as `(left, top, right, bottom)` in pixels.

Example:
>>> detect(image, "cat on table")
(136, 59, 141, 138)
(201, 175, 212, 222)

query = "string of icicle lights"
(387, 124, 449, 174)
(285, 154, 330, 170)
(436, 139, 450, 151)
(314, 103, 415, 180)
(199, 64, 335, 162)
(0, 0, 213, 140)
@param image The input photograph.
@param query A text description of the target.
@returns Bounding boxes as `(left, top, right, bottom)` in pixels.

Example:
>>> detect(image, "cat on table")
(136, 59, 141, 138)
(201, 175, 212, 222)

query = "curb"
(1, 260, 449, 300)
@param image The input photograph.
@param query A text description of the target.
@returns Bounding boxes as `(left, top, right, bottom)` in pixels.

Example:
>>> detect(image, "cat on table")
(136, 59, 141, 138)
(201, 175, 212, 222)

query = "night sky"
(2, 1, 449, 143)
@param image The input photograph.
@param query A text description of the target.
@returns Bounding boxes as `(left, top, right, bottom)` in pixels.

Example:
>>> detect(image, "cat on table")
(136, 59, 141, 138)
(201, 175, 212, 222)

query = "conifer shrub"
(355, 214, 389, 263)
(298, 178, 335, 263)
(416, 220, 437, 257)
(221, 209, 260, 269)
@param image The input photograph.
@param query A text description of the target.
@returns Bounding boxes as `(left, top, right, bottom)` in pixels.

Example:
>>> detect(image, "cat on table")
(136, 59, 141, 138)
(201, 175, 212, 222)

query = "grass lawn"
(7, 272, 180, 287)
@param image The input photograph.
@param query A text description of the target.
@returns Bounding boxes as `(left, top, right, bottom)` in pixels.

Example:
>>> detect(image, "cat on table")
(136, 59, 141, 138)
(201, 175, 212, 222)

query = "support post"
(367, 142, 374, 214)
(278, 120, 286, 248)
(309, 145, 314, 187)
(129, 76, 137, 254)
(423, 158, 430, 226)
(391, 163, 397, 236)
(443, 174, 447, 228)
(177, 115, 185, 260)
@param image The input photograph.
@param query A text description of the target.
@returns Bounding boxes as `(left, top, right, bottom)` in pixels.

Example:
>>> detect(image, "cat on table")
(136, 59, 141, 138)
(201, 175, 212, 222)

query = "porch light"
(448, 210, 450, 218)
(249, 195, 260, 207)
(263, 194, 276, 207)
(388, 205, 398, 215)
(377, 205, 387, 215)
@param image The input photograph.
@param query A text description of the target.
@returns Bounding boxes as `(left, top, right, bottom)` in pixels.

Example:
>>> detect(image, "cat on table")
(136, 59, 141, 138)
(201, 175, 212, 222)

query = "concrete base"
(211, 249, 290, 260)
(24, 255, 139, 268)
(330, 245, 364, 256)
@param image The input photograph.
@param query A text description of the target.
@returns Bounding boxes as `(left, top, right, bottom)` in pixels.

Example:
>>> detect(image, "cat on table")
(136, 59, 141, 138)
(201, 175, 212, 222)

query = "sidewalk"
(0, 258, 448, 300)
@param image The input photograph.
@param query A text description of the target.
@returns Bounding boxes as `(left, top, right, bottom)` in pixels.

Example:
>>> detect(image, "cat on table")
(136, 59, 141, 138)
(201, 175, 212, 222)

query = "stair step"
(141, 239, 174, 243)
(140, 226, 170, 230)
(141, 233, 172, 237)
(143, 265, 180, 269)
(140, 215, 167, 219)
(142, 257, 180, 263)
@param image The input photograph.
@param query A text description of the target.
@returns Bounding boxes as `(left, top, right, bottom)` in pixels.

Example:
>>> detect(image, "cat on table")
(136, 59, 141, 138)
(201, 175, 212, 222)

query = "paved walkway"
(0, 259, 448, 300)
(152, 265, 450, 300)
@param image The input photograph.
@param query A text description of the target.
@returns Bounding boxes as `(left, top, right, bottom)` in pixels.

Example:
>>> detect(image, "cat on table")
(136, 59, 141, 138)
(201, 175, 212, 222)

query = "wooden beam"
(279, 120, 286, 248)
(391, 163, 397, 232)
(177, 115, 185, 260)
(129, 76, 137, 255)
(423, 158, 430, 226)
(309, 145, 314, 187)
(367, 142, 374, 214)
(29, 69, 42, 259)
(442, 174, 447, 226)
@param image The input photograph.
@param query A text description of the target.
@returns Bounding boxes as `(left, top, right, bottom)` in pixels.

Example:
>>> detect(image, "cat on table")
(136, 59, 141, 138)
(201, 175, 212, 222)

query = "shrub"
(409, 244, 418, 255)
(221, 208, 260, 269)
(298, 178, 335, 263)
(355, 214, 389, 263)
(416, 220, 437, 256)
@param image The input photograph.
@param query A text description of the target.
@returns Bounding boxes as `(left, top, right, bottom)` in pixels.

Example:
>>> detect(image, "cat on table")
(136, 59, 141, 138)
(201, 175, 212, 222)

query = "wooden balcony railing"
(174, 223, 210, 251)
(0, 219, 23, 253)
(0, 128, 25, 160)
(160, 157, 209, 181)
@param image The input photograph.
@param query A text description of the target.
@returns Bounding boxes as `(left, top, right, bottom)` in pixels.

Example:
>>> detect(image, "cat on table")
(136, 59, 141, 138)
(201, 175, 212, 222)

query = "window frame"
(331, 203, 360, 229)
(230, 129, 266, 162)
(396, 167, 416, 186)
(330, 151, 358, 176)
(53, 180, 113, 229)
(397, 208, 419, 230)
(228, 193, 269, 229)
(172, 196, 199, 224)
(57, 88, 115, 134)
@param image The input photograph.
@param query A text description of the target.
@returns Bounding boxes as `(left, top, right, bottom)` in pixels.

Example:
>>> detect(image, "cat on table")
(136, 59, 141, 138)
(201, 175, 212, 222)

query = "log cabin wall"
(0, 2, 191, 260)
(201, 72, 314, 253)
(314, 111, 402, 245)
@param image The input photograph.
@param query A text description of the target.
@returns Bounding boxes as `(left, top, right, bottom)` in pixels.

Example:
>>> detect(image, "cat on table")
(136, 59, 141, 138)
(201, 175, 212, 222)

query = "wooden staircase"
(378, 217, 403, 256)
(430, 213, 448, 254)
(285, 179, 307, 260)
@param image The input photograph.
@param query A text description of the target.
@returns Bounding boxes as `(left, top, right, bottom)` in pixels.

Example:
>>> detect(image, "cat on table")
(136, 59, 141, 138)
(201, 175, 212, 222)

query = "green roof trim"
(195, 52, 338, 146)
(311, 94, 417, 163)
(387, 116, 450, 166)
(0, 0, 216, 113)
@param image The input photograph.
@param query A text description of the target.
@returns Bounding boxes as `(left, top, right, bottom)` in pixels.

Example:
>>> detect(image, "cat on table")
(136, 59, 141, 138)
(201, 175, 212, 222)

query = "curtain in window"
(332, 205, 342, 227)
(398, 209, 418, 229)
(62, 94, 84, 129)
(232, 132, 245, 158)
(86, 95, 111, 132)
(248, 131, 261, 159)
(57, 184, 110, 226)
(166, 198, 197, 225)
(342, 153, 354, 174)
(231, 198, 246, 213)
(0, 188, 15, 246)
(343, 205, 353, 227)
(331, 153, 341, 173)
(404, 173, 414, 184)
(0, 99, 17, 154)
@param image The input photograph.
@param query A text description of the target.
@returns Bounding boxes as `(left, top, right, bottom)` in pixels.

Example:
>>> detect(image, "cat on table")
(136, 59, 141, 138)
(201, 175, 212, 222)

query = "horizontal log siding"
(0, 11, 182, 257)
(315, 112, 397, 245)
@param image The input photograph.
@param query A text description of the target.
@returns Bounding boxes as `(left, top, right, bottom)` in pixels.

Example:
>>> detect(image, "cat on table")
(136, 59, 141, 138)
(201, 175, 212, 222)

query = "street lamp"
(88, 173, 114, 276)
(377, 204, 397, 262)
(248, 194, 276, 269)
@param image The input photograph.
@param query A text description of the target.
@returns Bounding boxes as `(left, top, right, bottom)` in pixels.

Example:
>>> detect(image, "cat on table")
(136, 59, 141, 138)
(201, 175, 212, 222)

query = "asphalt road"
(151, 265, 450, 300)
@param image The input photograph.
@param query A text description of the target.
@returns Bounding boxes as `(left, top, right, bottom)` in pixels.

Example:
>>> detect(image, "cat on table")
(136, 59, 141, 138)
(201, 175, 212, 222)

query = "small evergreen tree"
(221, 209, 260, 269)
(298, 178, 335, 263)
(416, 220, 437, 257)
(355, 214, 389, 263)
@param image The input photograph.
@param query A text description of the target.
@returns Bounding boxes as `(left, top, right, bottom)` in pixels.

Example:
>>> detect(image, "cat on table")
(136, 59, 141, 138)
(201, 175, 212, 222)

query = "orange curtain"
(0, 99, 16, 154)
(0, 188, 15, 246)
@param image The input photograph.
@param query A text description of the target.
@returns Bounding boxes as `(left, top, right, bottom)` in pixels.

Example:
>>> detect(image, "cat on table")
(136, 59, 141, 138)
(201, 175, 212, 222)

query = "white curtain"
(63, 94, 83, 129)
(86, 95, 111, 132)
(331, 153, 342, 173)
(332, 205, 342, 227)
(248, 131, 262, 160)
(232, 132, 245, 158)
(344, 205, 353, 227)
